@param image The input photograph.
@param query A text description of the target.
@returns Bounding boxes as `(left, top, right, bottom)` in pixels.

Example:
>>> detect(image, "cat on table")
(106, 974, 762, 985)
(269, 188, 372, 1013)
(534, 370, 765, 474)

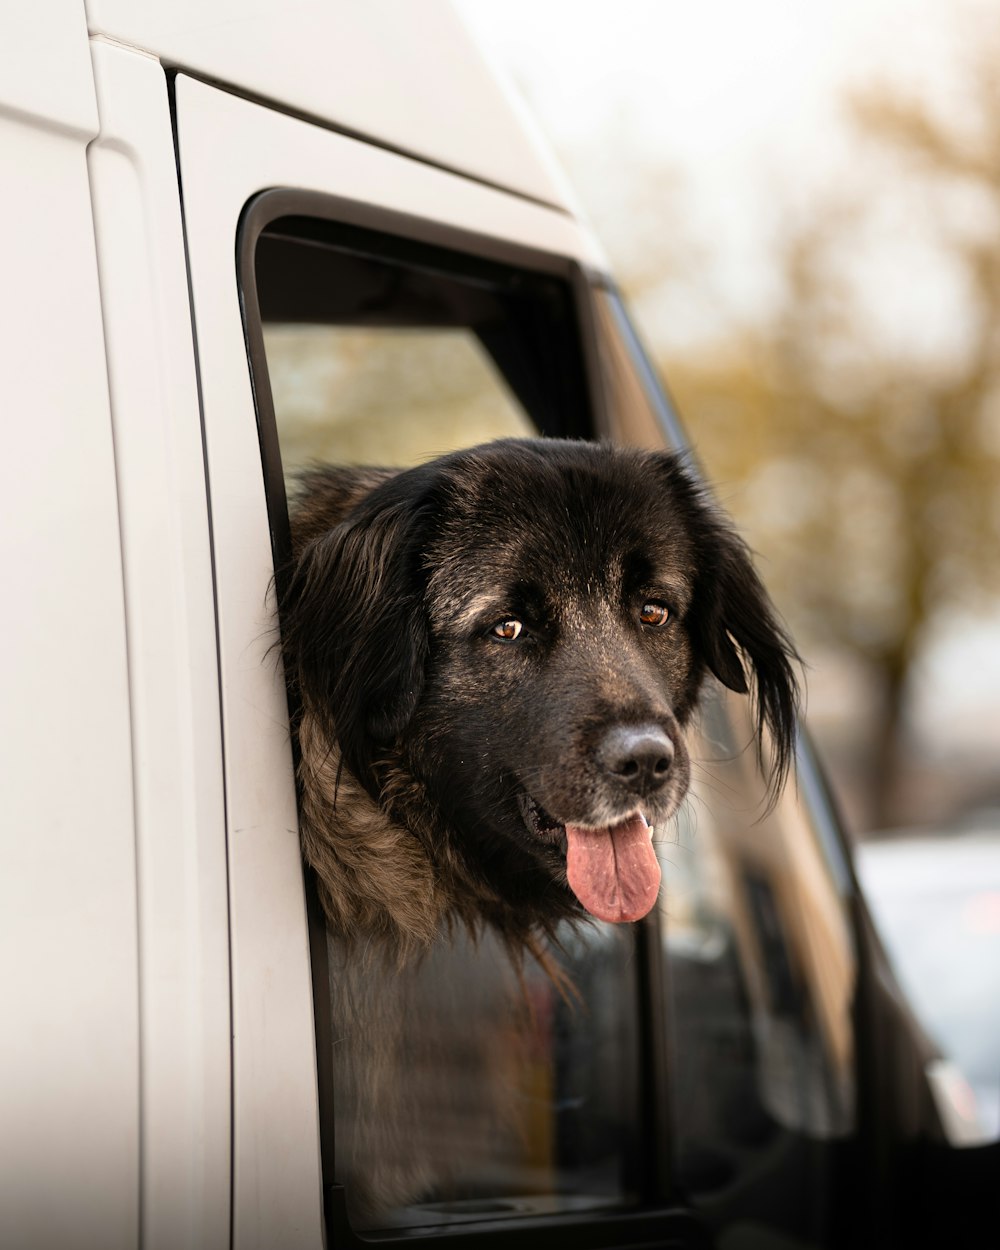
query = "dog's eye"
(490, 619, 523, 642)
(640, 602, 671, 627)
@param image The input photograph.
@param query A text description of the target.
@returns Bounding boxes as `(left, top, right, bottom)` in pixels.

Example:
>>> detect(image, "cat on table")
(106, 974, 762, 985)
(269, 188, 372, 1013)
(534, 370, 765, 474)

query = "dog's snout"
(598, 724, 674, 791)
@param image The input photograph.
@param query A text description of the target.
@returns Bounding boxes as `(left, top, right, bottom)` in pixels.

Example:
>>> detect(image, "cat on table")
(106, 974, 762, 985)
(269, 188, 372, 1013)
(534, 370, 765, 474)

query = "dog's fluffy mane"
(279, 440, 800, 966)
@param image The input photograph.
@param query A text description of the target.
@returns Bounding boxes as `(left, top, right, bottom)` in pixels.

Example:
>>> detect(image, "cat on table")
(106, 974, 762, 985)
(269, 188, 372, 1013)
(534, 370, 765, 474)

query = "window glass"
(664, 683, 854, 1141)
(263, 325, 533, 475)
(590, 284, 690, 455)
(595, 285, 858, 1247)
(658, 685, 855, 1245)
(328, 924, 641, 1230)
(250, 217, 642, 1233)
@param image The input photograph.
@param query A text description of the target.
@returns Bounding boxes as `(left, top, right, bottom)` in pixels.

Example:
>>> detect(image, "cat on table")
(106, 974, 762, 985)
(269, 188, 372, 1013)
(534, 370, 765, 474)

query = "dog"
(278, 437, 799, 1219)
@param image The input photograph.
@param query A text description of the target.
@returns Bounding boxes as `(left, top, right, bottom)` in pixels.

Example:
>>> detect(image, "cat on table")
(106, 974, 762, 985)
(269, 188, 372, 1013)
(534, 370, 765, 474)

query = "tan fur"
(291, 464, 460, 958)
(298, 709, 555, 972)
(297, 711, 449, 960)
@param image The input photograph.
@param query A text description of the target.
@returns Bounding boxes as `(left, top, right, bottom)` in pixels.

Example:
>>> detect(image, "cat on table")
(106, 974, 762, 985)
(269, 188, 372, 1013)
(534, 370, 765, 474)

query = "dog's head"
(282, 439, 799, 931)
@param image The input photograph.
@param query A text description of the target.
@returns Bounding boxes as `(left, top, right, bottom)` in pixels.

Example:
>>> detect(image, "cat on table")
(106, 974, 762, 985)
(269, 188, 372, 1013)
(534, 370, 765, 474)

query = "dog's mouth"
(518, 793, 661, 925)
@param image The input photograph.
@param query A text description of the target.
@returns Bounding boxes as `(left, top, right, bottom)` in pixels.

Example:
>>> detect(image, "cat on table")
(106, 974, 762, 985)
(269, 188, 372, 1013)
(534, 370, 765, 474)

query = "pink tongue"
(565, 815, 661, 923)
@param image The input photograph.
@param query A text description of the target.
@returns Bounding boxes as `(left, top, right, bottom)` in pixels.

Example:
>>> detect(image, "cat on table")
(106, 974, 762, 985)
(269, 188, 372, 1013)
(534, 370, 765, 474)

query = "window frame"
(237, 189, 696, 1249)
(238, 187, 607, 550)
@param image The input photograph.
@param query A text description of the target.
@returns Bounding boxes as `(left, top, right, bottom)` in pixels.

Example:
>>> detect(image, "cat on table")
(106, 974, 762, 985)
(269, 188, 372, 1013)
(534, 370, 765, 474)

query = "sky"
(460, 0, 934, 155)
(457, 0, 993, 349)
(456, 0, 982, 195)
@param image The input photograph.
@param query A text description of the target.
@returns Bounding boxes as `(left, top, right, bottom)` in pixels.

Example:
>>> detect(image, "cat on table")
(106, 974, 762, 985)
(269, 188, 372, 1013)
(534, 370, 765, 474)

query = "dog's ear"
(280, 494, 429, 796)
(656, 455, 801, 801)
(694, 521, 800, 799)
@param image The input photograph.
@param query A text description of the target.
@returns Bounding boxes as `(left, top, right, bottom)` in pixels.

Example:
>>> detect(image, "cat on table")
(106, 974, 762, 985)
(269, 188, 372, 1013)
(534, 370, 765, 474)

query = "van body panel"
(0, 14, 139, 1249)
(87, 42, 232, 1250)
(84, 0, 575, 212)
(1, 0, 97, 134)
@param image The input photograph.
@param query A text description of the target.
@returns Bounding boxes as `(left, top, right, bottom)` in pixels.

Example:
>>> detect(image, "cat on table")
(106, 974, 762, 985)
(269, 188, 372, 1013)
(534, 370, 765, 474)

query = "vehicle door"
(173, 70, 864, 1250)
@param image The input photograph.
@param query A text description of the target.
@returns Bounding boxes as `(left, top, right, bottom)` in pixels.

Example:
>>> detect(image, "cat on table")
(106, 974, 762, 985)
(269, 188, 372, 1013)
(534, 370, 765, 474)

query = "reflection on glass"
(658, 681, 855, 1240)
(326, 924, 641, 1230)
(590, 286, 690, 454)
(593, 281, 858, 1240)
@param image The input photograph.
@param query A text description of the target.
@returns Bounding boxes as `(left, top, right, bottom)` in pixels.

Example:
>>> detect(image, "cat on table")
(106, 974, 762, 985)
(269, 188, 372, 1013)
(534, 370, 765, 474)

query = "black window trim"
(237, 186, 709, 1250)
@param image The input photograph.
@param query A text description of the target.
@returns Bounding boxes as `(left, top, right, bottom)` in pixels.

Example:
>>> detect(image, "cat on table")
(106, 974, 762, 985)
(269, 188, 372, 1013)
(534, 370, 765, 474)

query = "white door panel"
(0, 20, 138, 1250)
(88, 42, 232, 1250)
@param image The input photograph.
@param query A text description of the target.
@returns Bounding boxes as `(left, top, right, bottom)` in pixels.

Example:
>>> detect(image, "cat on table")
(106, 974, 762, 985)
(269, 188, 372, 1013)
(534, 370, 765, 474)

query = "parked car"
(856, 824, 1000, 1141)
(2, 2, 995, 1248)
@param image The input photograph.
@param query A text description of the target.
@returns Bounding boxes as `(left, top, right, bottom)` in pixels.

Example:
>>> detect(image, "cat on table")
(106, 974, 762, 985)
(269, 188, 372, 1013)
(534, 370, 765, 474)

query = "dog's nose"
(597, 724, 674, 792)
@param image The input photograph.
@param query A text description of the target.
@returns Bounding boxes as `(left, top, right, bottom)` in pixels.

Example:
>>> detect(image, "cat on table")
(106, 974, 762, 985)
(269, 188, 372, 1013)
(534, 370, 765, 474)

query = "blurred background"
(455, 0, 1000, 843)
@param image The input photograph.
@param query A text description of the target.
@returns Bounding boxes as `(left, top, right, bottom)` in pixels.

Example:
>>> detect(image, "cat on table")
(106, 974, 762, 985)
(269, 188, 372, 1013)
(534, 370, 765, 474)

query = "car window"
(242, 210, 860, 1247)
(263, 324, 533, 474)
(596, 286, 858, 1248)
(245, 213, 649, 1236)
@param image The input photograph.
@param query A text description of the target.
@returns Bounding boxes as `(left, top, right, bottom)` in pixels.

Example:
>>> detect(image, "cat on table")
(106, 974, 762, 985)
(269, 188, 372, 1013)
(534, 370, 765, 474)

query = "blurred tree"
(655, 42, 1000, 830)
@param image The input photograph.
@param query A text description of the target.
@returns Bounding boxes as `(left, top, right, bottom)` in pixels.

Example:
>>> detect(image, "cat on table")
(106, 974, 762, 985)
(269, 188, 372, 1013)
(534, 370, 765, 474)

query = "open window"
(238, 193, 858, 1249)
(240, 199, 676, 1242)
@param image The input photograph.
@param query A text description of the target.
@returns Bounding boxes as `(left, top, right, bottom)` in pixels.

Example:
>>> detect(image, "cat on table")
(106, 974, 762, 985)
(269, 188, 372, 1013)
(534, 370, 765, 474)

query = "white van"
(2, 4, 995, 1248)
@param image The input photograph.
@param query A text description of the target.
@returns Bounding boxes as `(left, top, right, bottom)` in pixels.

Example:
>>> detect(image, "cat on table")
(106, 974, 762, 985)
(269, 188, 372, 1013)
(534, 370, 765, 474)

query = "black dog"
(280, 438, 799, 964)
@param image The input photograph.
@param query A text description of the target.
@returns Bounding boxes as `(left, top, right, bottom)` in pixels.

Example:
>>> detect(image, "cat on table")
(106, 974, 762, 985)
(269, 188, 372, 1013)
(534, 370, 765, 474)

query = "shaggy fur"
(281, 438, 799, 962)
(279, 437, 800, 1222)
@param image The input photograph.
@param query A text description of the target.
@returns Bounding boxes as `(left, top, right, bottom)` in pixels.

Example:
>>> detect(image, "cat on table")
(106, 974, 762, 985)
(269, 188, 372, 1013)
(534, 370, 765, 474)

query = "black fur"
(280, 438, 800, 953)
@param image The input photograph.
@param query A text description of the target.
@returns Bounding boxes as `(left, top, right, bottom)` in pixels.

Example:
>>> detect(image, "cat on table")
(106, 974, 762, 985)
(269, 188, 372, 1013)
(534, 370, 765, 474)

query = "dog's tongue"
(565, 815, 661, 923)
